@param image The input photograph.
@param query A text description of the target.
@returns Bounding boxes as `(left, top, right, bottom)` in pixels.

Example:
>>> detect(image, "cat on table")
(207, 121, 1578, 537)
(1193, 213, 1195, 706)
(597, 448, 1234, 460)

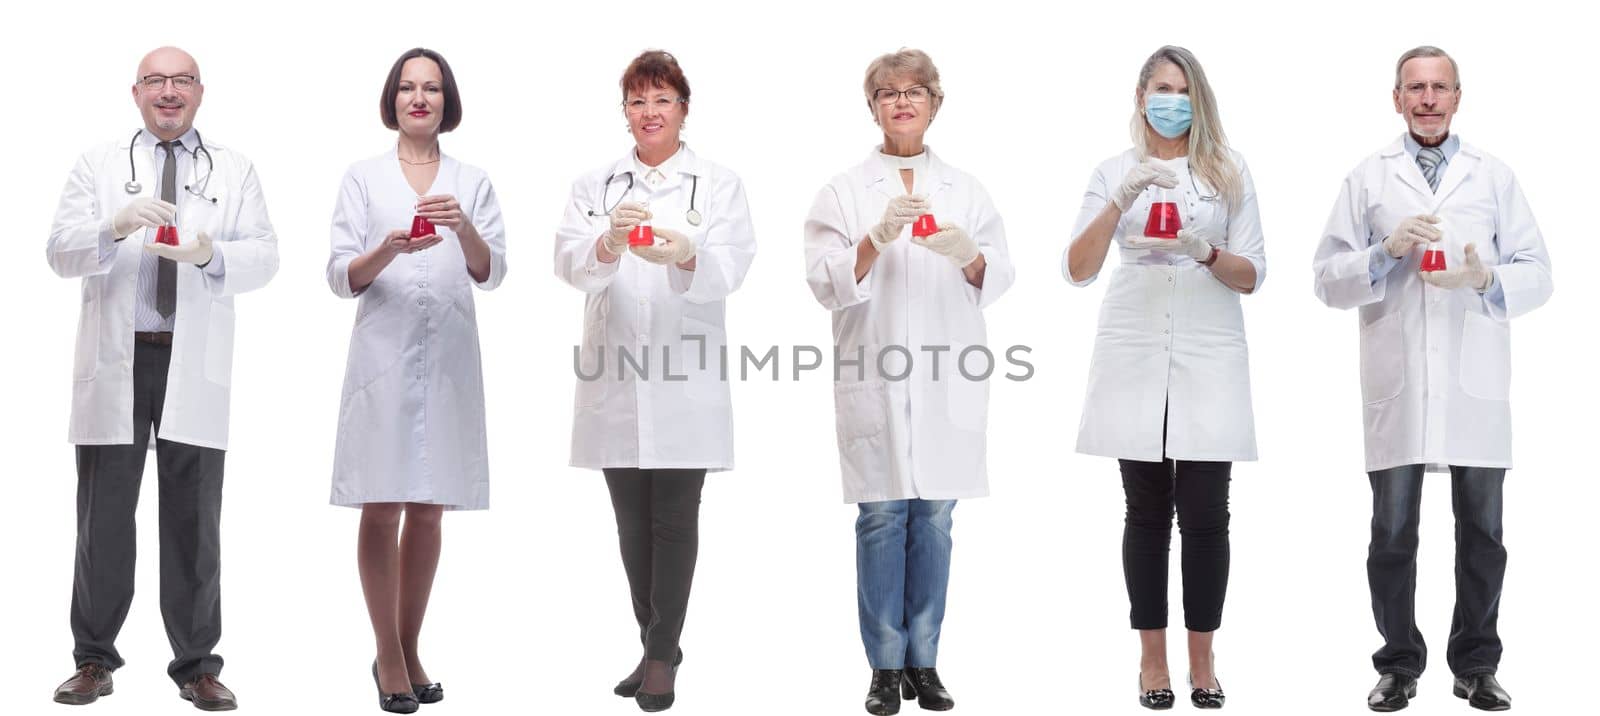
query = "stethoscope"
(123, 129, 218, 204)
(586, 170, 702, 226)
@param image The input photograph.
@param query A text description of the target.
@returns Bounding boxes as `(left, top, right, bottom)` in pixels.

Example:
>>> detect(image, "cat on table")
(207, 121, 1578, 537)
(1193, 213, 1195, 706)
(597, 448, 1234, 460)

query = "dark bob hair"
(620, 50, 690, 115)
(380, 48, 462, 132)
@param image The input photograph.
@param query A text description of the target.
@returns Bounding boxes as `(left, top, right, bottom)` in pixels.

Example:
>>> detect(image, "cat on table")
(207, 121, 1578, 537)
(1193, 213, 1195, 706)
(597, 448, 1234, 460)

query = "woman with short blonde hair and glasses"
(806, 48, 1014, 716)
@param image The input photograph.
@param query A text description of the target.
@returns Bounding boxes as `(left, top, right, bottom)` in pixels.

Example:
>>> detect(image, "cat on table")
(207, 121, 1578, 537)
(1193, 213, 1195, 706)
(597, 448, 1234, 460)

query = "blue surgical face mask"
(1144, 93, 1193, 139)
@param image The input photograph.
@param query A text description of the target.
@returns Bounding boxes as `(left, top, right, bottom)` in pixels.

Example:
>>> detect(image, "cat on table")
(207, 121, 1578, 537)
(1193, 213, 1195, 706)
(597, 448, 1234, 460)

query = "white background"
(4, 0, 1595, 714)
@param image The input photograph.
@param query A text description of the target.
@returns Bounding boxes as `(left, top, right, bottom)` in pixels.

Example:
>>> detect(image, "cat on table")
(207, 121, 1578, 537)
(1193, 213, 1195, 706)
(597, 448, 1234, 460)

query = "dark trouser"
(72, 341, 226, 686)
(1119, 458, 1231, 632)
(602, 468, 706, 662)
(1368, 464, 1506, 679)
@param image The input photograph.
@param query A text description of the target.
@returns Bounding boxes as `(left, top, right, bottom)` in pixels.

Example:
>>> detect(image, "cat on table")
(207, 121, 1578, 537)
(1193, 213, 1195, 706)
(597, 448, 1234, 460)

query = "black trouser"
(602, 468, 706, 661)
(1368, 464, 1506, 679)
(1119, 458, 1231, 632)
(72, 341, 226, 686)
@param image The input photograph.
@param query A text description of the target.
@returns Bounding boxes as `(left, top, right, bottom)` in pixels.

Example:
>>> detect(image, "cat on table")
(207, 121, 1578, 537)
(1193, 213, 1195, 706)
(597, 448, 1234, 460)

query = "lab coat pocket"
(574, 298, 609, 408)
(834, 380, 889, 445)
(1459, 312, 1511, 402)
(1359, 311, 1405, 405)
(204, 301, 235, 387)
(680, 314, 726, 403)
(945, 370, 990, 433)
(73, 288, 98, 382)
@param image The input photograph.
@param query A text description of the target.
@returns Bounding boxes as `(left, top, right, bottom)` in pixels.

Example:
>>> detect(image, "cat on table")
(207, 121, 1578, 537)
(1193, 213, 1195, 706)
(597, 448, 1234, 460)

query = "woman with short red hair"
(554, 49, 756, 713)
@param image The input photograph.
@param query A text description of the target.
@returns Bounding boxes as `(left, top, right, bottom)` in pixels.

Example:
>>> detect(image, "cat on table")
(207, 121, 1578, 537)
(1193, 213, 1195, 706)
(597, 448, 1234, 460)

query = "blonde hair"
(1130, 46, 1241, 210)
(863, 48, 943, 119)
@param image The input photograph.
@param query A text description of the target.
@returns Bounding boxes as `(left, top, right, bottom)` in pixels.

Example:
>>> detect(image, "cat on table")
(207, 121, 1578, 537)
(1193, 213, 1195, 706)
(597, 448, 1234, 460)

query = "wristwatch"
(1201, 245, 1221, 267)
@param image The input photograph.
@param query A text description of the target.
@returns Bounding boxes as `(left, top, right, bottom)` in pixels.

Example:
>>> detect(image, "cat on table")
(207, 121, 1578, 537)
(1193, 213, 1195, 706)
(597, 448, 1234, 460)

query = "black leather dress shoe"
(865, 669, 903, 715)
(1368, 673, 1417, 712)
(1140, 673, 1175, 710)
(901, 668, 954, 711)
(1453, 673, 1511, 711)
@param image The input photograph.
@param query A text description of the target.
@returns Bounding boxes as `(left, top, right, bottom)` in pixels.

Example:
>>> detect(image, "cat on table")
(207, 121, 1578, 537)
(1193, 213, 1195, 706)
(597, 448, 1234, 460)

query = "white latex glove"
(910, 221, 981, 268)
(111, 198, 177, 238)
(1419, 243, 1494, 292)
(1124, 227, 1214, 261)
(142, 230, 214, 266)
(604, 201, 651, 255)
(1111, 161, 1179, 212)
(630, 227, 696, 266)
(1383, 214, 1442, 258)
(868, 194, 930, 249)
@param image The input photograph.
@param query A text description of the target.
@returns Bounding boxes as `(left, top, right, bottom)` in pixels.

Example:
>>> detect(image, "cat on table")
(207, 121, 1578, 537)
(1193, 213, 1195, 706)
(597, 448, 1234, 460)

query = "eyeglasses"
(1400, 81, 1457, 97)
(139, 74, 198, 91)
(873, 86, 933, 105)
(624, 96, 686, 115)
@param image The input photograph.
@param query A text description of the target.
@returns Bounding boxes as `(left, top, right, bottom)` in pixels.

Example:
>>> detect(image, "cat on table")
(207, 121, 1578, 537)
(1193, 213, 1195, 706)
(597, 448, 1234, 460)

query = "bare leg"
(1187, 630, 1217, 689)
(399, 503, 444, 685)
(1139, 628, 1170, 691)
(359, 503, 409, 694)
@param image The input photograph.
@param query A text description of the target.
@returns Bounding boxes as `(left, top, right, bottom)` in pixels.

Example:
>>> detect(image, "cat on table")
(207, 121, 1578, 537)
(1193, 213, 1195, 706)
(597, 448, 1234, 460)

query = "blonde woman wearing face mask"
(805, 48, 1014, 716)
(1064, 45, 1265, 711)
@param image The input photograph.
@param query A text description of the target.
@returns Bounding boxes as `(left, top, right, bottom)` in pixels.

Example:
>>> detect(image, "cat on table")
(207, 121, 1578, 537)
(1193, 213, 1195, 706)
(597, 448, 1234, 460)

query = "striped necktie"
(157, 139, 181, 318)
(1416, 145, 1444, 193)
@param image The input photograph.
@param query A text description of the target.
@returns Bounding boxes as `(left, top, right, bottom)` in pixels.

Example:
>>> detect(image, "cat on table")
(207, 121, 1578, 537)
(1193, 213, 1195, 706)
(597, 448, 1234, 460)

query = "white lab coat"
(805, 148, 1015, 503)
(1313, 135, 1553, 472)
(1067, 149, 1265, 463)
(326, 151, 507, 510)
(555, 144, 755, 471)
(47, 130, 279, 450)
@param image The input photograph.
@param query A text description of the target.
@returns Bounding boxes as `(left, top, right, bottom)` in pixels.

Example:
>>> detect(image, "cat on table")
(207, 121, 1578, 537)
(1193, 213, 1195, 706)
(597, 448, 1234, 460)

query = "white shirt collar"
(634, 142, 685, 186)
(139, 126, 200, 152)
(877, 146, 929, 172)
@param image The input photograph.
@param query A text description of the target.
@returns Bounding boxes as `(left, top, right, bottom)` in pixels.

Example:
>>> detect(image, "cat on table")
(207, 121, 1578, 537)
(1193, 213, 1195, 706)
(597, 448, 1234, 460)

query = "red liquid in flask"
(628, 224, 655, 247)
(911, 214, 939, 238)
(155, 225, 179, 246)
(1420, 249, 1447, 272)
(410, 216, 436, 238)
(1143, 202, 1182, 239)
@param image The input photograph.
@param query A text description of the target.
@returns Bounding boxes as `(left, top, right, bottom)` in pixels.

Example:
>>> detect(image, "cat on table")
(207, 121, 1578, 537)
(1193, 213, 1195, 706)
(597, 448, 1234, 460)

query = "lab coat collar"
(864, 144, 952, 197)
(1384, 133, 1481, 205)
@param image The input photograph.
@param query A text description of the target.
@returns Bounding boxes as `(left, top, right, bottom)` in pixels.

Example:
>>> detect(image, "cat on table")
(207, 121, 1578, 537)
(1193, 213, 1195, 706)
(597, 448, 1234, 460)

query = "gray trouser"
(71, 340, 226, 686)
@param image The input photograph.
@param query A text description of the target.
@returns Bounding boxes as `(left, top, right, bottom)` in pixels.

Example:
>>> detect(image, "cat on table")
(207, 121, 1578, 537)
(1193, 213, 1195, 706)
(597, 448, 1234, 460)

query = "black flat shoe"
(634, 655, 683, 712)
(1453, 673, 1511, 711)
(410, 682, 442, 704)
(615, 649, 683, 698)
(1139, 673, 1174, 710)
(865, 669, 902, 715)
(1368, 673, 1417, 712)
(1188, 673, 1225, 709)
(901, 668, 954, 711)
(636, 690, 675, 712)
(372, 661, 419, 714)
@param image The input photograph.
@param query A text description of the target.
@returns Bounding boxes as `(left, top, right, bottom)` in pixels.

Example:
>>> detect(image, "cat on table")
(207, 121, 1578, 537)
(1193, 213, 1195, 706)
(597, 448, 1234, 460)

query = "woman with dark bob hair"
(326, 47, 507, 714)
(554, 49, 755, 713)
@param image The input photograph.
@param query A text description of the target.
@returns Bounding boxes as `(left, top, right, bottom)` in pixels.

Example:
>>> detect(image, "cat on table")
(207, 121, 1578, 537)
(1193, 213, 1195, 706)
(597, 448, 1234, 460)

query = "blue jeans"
(856, 499, 956, 669)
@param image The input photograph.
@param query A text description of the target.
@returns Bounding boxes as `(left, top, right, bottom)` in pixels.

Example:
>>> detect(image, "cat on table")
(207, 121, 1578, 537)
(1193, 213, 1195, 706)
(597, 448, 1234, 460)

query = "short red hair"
(620, 50, 690, 115)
